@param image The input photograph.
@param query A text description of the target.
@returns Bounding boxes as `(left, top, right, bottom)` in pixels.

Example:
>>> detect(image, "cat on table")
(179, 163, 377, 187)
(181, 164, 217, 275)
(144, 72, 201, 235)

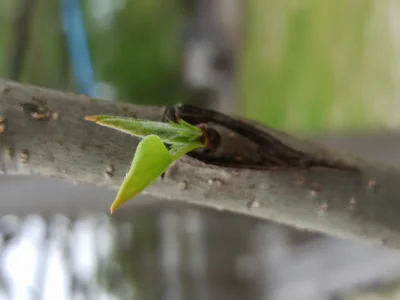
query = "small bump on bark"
(246, 199, 261, 209)
(348, 197, 356, 211)
(178, 181, 188, 191)
(318, 203, 328, 216)
(19, 150, 29, 163)
(105, 165, 114, 178)
(0, 116, 6, 133)
(52, 112, 60, 120)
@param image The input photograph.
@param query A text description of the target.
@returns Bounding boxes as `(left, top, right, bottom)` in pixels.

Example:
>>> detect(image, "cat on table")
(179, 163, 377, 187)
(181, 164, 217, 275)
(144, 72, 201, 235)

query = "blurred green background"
(241, 0, 400, 133)
(1, 0, 399, 134)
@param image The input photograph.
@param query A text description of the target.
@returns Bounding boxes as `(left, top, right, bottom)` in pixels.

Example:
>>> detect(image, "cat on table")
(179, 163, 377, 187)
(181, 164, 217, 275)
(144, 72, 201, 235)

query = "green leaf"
(111, 134, 172, 213)
(85, 115, 203, 144)
(85, 115, 206, 213)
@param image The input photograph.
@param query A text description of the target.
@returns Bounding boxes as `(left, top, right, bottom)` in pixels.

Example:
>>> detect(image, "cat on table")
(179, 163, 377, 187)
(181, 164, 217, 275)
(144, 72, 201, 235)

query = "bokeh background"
(1, 0, 400, 299)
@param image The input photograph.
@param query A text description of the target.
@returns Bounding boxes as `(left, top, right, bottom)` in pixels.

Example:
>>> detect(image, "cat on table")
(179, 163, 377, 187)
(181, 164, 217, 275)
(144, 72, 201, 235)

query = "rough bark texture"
(1, 79, 400, 250)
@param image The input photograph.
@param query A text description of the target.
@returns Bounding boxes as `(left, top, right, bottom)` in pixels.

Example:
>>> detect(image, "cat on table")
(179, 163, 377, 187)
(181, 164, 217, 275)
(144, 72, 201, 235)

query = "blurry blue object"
(61, 0, 95, 96)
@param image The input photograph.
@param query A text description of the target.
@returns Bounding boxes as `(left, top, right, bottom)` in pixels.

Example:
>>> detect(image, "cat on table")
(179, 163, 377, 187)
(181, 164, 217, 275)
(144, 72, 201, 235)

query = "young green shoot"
(84, 115, 206, 213)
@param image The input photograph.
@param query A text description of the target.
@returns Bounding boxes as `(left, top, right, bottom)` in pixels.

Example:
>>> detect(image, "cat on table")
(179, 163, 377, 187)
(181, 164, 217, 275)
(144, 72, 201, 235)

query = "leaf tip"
(109, 191, 141, 214)
(110, 201, 120, 214)
(84, 115, 101, 122)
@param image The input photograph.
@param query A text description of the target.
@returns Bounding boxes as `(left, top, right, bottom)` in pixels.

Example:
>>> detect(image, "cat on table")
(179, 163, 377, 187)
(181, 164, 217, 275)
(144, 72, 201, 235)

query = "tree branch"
(1, 78, 400, 250)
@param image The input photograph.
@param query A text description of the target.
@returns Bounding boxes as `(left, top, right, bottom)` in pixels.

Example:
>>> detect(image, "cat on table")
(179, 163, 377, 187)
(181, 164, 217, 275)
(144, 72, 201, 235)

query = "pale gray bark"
(1, 79, 400, 250)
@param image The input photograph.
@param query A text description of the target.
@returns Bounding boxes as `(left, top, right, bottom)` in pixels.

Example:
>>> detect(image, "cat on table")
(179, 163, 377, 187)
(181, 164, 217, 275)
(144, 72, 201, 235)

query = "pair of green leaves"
(84, 115, 206, 213)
